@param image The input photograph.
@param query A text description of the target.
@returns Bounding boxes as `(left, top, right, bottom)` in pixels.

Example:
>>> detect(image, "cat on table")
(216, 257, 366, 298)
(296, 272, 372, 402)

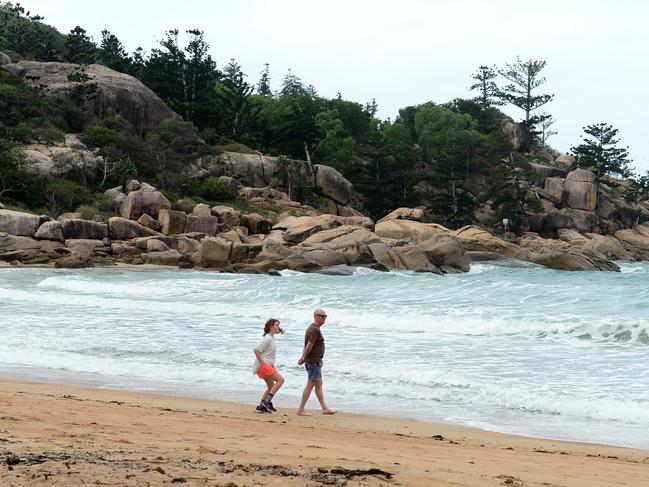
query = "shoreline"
(1, 376, 648, 486)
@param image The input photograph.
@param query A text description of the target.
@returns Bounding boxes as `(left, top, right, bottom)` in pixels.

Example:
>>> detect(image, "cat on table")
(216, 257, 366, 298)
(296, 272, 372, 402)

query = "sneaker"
(263, 400, 277, 412)
(256, 403, 270, 413)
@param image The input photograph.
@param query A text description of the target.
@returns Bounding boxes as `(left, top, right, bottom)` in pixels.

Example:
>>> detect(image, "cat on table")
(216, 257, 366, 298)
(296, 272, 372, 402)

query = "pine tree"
(257, 63, 272, 96)
(469, 65, 502, 109)
(570, 123, 632, 178)
(64, 26, 97, 64)
(498, 57, 553, 124)
(99, 30, 132, 73)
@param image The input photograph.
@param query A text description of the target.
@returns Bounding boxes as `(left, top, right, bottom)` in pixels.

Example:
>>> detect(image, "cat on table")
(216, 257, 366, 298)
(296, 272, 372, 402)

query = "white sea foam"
(2, 265, 649, 448)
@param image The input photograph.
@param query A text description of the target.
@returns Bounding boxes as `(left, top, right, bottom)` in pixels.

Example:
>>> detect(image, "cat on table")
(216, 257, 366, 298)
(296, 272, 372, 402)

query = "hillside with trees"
(1, 1, 648, 235)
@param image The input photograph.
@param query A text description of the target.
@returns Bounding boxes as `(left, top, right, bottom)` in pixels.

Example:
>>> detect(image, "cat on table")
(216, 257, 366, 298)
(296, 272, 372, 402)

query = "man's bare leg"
(314, 380, 336, 414)
(297, 381, 315, 416)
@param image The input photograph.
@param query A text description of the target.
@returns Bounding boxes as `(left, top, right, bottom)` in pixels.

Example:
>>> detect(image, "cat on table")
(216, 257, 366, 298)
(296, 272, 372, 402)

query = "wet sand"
(1, 377, 647, 486)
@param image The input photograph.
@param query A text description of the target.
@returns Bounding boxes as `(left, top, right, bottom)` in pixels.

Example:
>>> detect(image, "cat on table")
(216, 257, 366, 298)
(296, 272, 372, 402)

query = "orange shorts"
(257, 363, 277, 379)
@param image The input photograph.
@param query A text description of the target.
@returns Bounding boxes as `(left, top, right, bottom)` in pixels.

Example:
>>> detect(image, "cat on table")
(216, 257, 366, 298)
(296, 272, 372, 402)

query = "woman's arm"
(253, 347, 266, 365)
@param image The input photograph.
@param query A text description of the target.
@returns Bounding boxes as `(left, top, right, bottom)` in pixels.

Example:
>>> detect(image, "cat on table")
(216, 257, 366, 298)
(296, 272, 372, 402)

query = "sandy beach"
(1, 377, 647, 486)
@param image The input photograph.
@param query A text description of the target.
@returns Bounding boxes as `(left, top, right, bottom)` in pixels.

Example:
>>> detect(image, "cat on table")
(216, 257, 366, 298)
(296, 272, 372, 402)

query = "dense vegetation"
(1, 2, 647, 228)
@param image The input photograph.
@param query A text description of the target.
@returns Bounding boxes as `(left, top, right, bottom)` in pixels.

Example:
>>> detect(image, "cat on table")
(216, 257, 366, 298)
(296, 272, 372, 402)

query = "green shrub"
(155, 119, 206, 154)
(12, 122, 33, 142)
(199, 176, 228, 201)
(44, 179, 91, 216)
(32, 126, 65, 144)
(81, 116, 136, 149)
(172, 197, 198, 213)
(215, 142, 256, 154)
(75, 205, 100, 220)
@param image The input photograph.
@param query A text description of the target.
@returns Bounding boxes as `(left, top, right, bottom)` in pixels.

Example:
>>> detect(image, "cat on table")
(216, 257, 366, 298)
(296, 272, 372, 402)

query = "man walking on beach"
(297, 308, 336, 416)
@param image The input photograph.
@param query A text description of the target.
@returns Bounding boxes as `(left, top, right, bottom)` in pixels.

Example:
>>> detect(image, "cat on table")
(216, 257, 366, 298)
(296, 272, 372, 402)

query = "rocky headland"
(3, 162, 649, 274)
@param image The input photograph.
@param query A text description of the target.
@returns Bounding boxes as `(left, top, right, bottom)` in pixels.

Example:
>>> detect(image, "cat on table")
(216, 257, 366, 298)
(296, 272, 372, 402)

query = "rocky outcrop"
(190, 151, 356, 215)
(4, 61, 180, 134)
(313, 164, 353, 205)
(563, 169, 598, 211)
(377, 207, 426, 223)
(20, 143, 102, 180)
(60, 219, 108, 240)
(501, 117, 532, 152)
(120, 189, 171, 220)
(34, 221, 64, 241)
(0, 51, 11, 65)
(455, 226, 619, 271)
(0, 210, 42, 237)
(108, 217, 160, 240)
(375, 219, 448, 242)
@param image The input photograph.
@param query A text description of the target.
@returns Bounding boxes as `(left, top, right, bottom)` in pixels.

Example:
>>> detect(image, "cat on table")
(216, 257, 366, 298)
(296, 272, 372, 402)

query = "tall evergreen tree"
(257, 63, 272, 96)
(497, 57, 553, 124)
(214, 59, 259, 137)
(415, 105, 484, 228)
(64, 26, 97, 64)
(99, 29, 132, 73)
(469, 65, 502, 109)
(143, 29, 217, 122)
(487, 154, 542, 234)
(570, 123, 633, 178)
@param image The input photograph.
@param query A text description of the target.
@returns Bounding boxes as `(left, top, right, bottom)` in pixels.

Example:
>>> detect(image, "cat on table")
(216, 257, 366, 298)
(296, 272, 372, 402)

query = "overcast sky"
(18, 0, 649, 173)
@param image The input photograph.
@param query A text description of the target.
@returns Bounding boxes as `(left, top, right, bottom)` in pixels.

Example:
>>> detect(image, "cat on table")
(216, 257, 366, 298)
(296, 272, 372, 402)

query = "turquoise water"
(1, 263, 648, 448)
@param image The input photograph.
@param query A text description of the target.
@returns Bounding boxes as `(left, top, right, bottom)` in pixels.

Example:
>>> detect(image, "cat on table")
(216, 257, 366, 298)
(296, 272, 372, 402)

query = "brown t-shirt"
(303, 323, 325, 363)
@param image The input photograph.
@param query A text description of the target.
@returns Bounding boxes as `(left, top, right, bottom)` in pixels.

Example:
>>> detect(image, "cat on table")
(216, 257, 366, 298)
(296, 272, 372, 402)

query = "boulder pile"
(0, 183, 472, 274)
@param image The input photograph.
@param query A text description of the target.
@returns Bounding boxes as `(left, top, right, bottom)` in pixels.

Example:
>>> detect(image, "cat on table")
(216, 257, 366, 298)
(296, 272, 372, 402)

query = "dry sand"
(1, 377, 647, 486)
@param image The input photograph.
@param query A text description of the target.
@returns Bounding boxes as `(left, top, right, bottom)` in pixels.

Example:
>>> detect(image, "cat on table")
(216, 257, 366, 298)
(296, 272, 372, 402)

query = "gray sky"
(19, 0, 649, 173)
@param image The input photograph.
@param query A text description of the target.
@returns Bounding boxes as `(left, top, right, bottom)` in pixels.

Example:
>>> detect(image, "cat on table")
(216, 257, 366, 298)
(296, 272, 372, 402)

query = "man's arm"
(298, 340, 315, 365)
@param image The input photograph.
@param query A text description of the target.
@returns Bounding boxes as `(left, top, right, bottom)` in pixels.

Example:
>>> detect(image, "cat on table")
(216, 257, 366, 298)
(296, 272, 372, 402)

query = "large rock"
(218, 176, 242, 199)
(108, 217, 160, 240)
(564, 169, 597, 211)
(252, 241, 322, 273)
(377, 207, 425, 223)
(218, 152, 275, 187)
(193, 236, 232, 267)
(34, 221, 64, 241)
(554, 154, 576, 171)
(299, 225, 381, 265)
(0, 210, 41, 236)
(158, 209, 187, 235)
(31, 147, 100, 180)
(528, 163, 566, 187)
(61, 219, 108, 240)
(65, 239, 104, 259)
(313, 164, 353, 205)
(136, 213, 162, 231)
(0, 233, 48, 252)
(121, 190, 171, 220)
(4, 61, 180, 134)
(184, 215, 218, 236)
(392, 246, 438, 272)
(501, 117, 532, 152)
(543, 177, 566, 204)
(211, 205, 240, 231)
(243, 213, 272, 235)
(416, 235, 470, 272)
(615, 223, 649, 250)
(0, 51, 11, 65)
(104, 186, 127, 212)
(141, 250, 182, 266)
(583, 233, 635, 260)
(375, 219, 449, 242)
(527, 212, 575, 238)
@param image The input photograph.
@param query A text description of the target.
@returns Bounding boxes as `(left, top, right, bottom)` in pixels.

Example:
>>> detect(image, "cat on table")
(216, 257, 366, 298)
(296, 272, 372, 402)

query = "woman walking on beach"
(253, 318, 285, 413)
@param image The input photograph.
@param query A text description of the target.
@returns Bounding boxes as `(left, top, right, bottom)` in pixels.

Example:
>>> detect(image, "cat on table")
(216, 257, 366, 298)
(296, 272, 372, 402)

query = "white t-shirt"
(252, 334, 276, 374)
